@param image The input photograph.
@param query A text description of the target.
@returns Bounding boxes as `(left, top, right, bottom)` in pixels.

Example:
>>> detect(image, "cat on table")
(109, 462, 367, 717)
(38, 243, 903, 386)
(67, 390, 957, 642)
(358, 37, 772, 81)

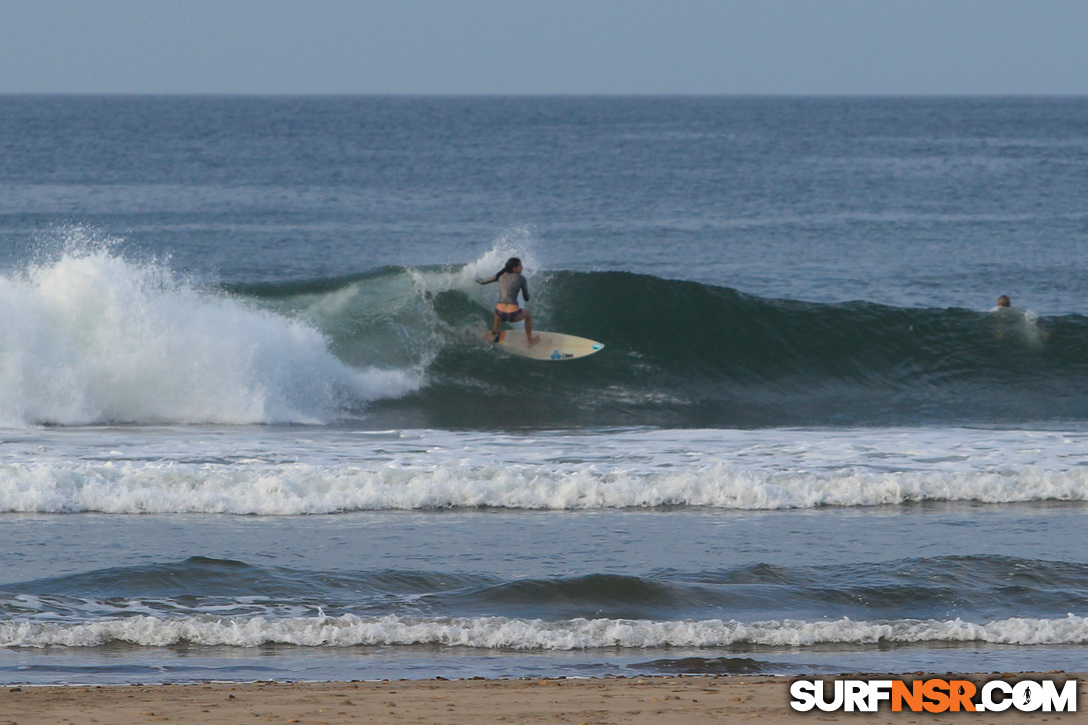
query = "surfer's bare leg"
(520, 310, 539, 347)
(491, 312, 501, 340)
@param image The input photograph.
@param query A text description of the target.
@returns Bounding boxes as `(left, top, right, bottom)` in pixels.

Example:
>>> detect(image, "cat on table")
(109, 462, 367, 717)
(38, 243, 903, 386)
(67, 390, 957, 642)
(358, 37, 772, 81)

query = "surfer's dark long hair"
(493, 257, 521, 279)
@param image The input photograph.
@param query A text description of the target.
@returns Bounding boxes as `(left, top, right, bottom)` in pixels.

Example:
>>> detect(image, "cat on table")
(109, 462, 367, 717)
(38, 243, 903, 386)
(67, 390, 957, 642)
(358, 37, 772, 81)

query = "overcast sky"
(2, 0, 1087, 95)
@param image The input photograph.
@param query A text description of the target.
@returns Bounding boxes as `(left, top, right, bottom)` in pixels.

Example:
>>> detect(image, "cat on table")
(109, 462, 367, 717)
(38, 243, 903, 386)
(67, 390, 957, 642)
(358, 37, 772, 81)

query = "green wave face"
(236, 267, 1088, 430)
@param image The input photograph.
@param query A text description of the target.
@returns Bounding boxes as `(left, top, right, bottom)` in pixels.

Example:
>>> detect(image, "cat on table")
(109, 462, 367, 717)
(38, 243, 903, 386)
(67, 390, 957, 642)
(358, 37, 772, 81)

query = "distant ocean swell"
(3, 460, 1088, 512)
(4, 244, 1088, 428)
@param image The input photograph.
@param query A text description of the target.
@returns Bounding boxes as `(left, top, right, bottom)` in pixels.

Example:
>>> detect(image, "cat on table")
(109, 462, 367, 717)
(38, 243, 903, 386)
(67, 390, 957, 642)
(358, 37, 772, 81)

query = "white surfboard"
(487, 330, 604, 360)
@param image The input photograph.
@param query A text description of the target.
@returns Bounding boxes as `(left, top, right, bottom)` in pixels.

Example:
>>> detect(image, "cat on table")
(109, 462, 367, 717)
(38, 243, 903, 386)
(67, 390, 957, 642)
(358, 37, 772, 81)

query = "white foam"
(4, 426, 1088, 514)
(2, 458, 1088, 514)
(4, 613, 1087, 649)
(0, 241, 418, 426)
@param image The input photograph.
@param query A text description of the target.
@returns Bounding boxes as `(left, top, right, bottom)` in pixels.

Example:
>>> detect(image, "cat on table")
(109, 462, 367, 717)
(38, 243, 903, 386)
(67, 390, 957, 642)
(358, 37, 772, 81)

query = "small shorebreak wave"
(5, 555, 1088, 651)
(5, 611, 1088, 651)
(4, 458, 1088, 513)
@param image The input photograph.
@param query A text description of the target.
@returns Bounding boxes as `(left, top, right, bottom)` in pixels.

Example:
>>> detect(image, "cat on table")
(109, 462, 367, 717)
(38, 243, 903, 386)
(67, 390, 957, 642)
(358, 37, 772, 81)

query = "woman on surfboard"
(476, 257, 540, 346)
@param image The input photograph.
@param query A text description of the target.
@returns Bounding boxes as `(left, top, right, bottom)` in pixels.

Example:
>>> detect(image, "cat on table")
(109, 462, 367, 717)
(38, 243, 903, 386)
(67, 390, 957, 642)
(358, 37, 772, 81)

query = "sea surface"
(2, 95, 1088, 684)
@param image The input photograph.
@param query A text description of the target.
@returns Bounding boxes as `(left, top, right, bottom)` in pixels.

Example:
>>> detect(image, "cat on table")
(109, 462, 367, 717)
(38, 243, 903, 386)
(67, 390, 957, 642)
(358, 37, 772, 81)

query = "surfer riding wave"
(476, 257, 540, 347)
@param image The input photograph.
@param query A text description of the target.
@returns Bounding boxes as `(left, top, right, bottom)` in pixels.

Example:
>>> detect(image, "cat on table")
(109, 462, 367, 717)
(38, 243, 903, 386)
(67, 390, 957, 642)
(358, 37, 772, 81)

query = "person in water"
(476, 257, 539, 346)
(990, 293, 1048, 341)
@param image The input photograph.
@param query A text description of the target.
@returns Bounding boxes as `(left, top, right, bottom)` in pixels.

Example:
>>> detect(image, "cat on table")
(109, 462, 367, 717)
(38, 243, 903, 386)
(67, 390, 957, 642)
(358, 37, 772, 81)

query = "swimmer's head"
(997, 295, 1011, 307)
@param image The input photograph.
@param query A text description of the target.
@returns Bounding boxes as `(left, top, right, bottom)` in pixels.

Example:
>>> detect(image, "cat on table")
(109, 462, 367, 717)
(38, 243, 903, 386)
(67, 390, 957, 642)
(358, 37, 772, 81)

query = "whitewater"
(5, 426, 1088, 514)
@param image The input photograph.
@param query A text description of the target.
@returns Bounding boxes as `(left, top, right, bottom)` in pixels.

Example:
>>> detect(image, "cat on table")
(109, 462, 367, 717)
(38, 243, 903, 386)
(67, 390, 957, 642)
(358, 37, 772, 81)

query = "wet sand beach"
(3, 674, 1084, 725)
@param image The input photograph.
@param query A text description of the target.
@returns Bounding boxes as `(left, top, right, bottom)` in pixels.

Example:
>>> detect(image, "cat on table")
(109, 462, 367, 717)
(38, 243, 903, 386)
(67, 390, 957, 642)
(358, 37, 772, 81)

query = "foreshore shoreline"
(3, 673, 1084, 725)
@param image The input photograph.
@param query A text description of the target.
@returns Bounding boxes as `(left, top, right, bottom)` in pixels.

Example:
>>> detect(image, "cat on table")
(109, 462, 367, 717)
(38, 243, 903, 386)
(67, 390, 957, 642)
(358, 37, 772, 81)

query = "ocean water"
(2, 95, 1088, 684)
